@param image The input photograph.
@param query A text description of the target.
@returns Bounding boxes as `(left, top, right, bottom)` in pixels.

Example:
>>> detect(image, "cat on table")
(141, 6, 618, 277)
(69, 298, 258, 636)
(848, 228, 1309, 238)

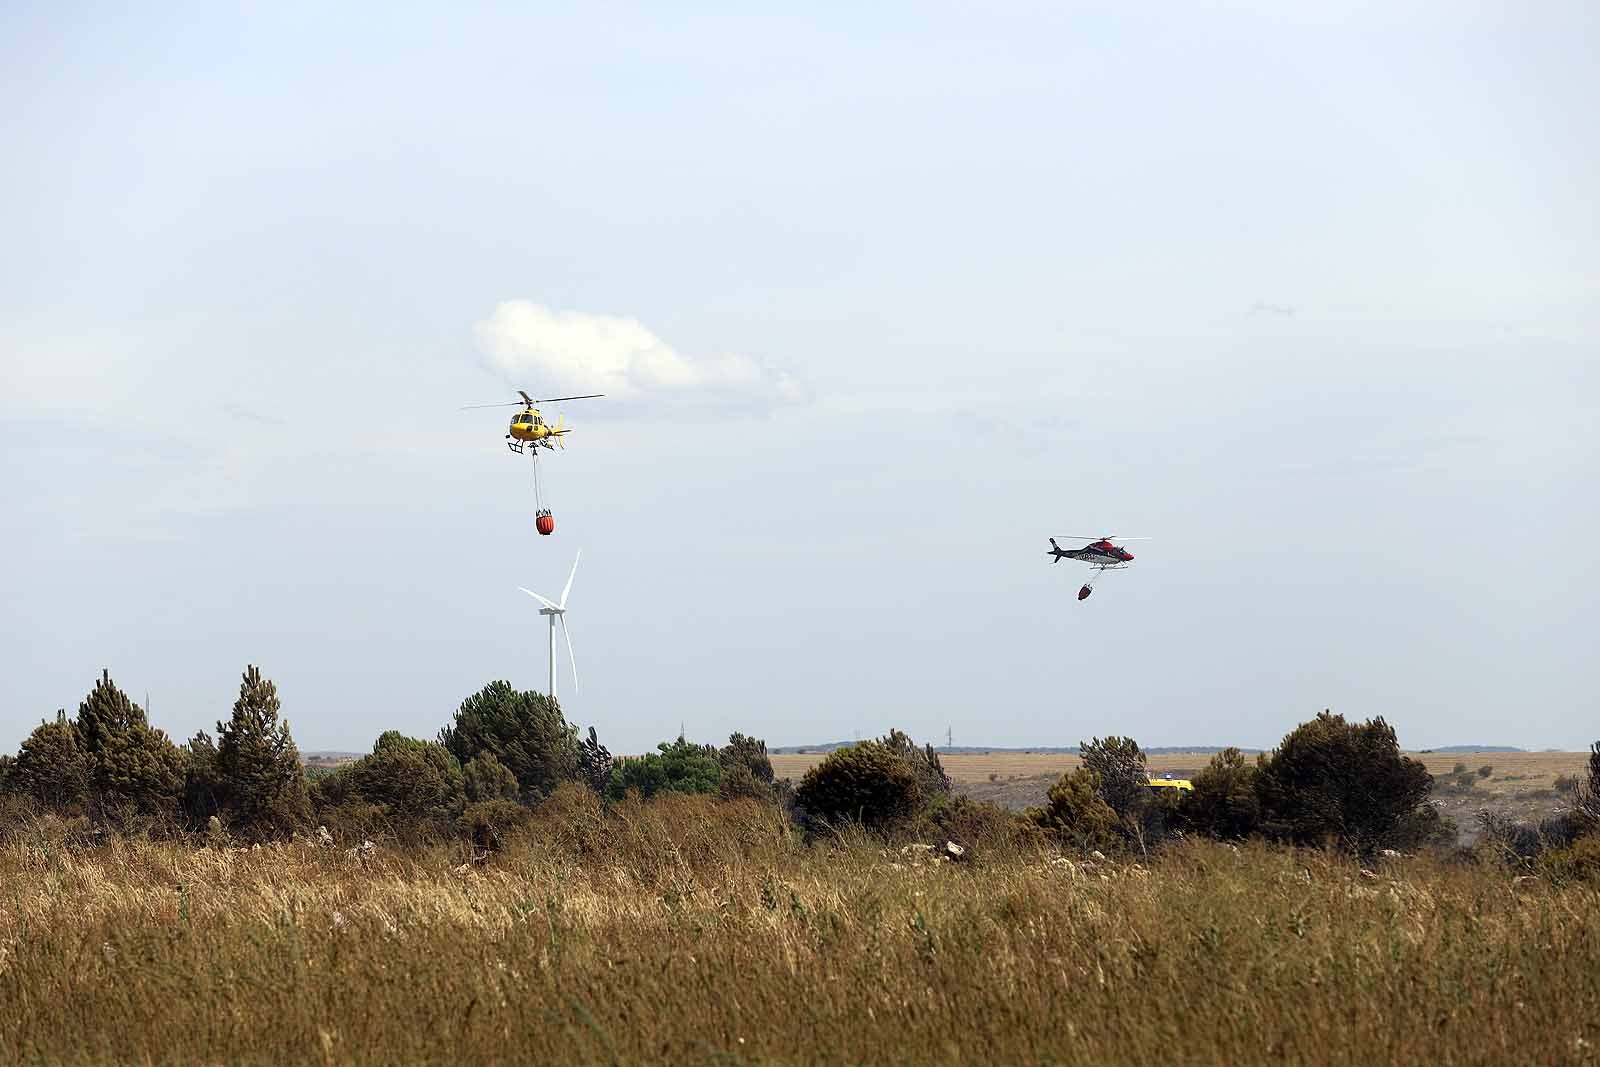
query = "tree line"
(3, 668, 1597, 877)
(0, 666, 800, 849)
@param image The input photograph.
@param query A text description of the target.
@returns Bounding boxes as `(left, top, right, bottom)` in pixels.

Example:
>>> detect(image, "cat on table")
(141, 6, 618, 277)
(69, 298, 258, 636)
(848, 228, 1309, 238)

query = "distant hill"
(1416, 745, 1524, 753)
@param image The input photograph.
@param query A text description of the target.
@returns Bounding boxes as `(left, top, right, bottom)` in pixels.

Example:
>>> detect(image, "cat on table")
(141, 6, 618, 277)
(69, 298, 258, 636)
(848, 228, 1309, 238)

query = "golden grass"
(2, 792, 1598, 1065)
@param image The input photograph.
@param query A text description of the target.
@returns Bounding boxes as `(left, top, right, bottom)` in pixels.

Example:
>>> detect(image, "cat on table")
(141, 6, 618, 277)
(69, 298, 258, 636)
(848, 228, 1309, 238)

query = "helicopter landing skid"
(506, 438, 525, 455)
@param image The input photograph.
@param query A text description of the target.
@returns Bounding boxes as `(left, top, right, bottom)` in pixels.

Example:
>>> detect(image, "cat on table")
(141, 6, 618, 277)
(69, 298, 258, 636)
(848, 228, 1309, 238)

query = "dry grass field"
(3, 790, 1599, 1065)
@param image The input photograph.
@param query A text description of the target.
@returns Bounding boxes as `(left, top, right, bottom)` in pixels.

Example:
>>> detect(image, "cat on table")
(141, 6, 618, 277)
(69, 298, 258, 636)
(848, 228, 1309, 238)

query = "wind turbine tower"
(518, 550, 581, 702)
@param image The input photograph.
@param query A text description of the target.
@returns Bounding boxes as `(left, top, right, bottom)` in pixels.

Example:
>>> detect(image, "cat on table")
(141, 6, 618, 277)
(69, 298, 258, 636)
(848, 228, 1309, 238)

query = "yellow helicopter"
(462, 390, 604, 455)
(462, 390, 604, 536)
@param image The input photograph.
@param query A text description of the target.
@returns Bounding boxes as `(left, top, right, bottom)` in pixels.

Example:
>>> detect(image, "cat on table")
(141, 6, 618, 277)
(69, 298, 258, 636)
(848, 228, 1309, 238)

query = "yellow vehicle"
(1146, 776, 1194, 793)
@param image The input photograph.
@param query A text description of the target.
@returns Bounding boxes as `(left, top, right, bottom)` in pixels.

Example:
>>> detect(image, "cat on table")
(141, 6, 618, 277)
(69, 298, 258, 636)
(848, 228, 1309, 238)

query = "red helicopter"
(1047, 536, 1149, 600)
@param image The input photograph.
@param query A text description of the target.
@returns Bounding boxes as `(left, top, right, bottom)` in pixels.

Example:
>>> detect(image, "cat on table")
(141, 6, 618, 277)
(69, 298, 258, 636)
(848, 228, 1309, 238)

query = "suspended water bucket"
(1077, 584, 1092, 601)
(536, 510, 555, 536)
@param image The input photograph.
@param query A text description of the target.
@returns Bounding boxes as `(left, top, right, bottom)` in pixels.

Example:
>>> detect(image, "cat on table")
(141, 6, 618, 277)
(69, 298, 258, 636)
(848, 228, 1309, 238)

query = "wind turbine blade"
(559, 615, 579, 693)
(517, 586, 560, 611)
(559, 549, 581, 608)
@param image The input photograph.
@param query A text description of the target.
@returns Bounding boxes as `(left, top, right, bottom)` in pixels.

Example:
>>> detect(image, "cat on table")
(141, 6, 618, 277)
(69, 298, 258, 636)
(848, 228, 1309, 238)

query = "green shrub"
(1576, 741, 1600, 831)
(1028, 768, 1119, 853)
(1477, 765, 1493, 779)
(439, 681, 580, 802)
(458, 798, 530, 853)
(10, 713, 90, 812)
(877, 729, 951, 800)
(1079, 736, 1148, 819)
(575, 726, 612, 795)
(181, 731, 223, 825)
(717, 762, 772, 802)
(1387, 802, 1458, 851)
(794, 741, 920, 830)
(462, 752, 520, 803)
(719, 733, 775, 784)
(1180, 747, 1260, 839)
(314, 800, 389, 845)
(1254, 711, 1432, 852)
(916, 794, 1033, 854)
(608, 737, 722, 800)
(1539, 835, 1600, 886)
(318, 733, 465, 842)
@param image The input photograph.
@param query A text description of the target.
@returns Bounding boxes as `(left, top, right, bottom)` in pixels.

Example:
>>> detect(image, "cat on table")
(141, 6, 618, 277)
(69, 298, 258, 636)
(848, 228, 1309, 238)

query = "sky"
(3, 1, 1596, 757)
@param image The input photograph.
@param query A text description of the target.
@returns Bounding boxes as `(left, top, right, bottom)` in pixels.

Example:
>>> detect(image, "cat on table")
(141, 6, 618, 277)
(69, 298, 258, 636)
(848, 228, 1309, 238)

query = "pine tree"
(1254, 711, 1432, 851)
(439, 681, 579, 801)
(793, 741, 920, 830)
(877, 729, 952, 800)
(463, 752, 520, 803)
(75, 671, 183, 819)
(1029, 768, 1120, 852)
(719, 732, 774, 784)
(576, 726, 613, 795)
(1180, 747, 1261, 839)
(342, 732, 465, 838)
(215, 665, 311, 840)
(1078, 736, 1149, 818)
(11, 711, 91, 811)
(75, 671, 142, 753)
(182, 730, 224, 825)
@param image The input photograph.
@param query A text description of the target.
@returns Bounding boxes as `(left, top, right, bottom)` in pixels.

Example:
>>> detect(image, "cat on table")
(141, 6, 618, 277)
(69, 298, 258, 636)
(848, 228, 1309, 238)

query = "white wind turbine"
(517, 550, 581, 702)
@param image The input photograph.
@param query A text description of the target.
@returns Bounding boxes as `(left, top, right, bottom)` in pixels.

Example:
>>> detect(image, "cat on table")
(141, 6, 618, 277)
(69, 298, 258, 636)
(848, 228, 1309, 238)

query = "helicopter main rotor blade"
(459, 393, 603, 409)
(1055, 535, 1152, 541)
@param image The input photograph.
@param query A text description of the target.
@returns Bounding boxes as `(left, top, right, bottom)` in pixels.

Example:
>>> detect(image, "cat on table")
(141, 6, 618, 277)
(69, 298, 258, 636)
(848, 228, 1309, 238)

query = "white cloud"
(472, 301, 806, 410)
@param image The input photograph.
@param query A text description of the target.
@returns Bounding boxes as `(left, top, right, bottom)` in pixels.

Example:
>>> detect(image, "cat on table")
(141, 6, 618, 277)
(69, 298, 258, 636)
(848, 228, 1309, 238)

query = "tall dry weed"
(0, 799, 1597, 1065)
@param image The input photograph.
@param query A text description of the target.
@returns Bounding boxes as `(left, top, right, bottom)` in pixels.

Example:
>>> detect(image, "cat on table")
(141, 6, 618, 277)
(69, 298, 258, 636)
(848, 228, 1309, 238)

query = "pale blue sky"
(3, 2, 1595, 755)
